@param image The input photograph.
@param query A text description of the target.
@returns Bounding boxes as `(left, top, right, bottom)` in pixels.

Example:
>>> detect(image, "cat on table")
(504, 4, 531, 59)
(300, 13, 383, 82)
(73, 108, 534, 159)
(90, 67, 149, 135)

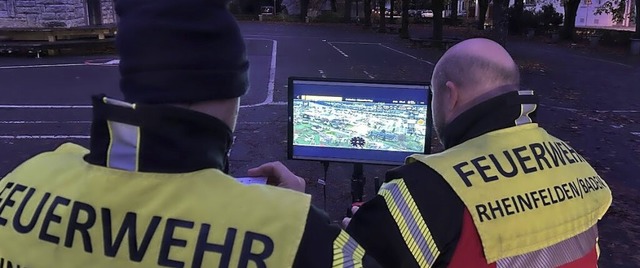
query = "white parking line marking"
(238, 121, 285, 125)
(0, 38, 275, 70)
(0, 105, 92, 109)
(240, 39, 278, 108)
(0, 120, 91, 124)
(0, 121, 286, 140)
(523, 46, 634, 68)
(326, 41, 349, 58)
(541, 104, 640, 113)
(377, 44, 434, 65)
(596, 110, 640, 113)
(1, 39, 280, 111)
(84, 59, 120, 66)
(329, 42, 381, 45)
(0, 120, 287, 125)
(0, 135, 90, 139)
(0, 102, 287, 110)
(0, 63, 86, 70)
(363, 70, 375, 79)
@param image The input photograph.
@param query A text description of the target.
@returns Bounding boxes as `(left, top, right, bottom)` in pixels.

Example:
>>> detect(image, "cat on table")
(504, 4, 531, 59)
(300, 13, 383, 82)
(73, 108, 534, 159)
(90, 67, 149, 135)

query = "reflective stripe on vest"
(332, 230, 366, 268)
(0, 143, 310, 267)
(379, 179, 440, 267)
(106, 121, 140, 171)
(496, 225, 597, 267)
(409, 123, 612, 263)
(104, 96, 140, 171)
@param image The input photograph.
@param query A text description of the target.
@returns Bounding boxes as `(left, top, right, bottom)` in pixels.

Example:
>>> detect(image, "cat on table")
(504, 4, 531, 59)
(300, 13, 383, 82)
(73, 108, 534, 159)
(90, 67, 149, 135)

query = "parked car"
(260, 6, 274, 15)
(421, 10, 434, 18)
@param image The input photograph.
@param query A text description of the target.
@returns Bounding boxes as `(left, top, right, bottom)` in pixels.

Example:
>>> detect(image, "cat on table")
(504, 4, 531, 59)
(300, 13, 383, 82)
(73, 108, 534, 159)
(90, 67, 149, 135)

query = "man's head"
(115, 0, 249, 131)
(430, 38, 520, 141)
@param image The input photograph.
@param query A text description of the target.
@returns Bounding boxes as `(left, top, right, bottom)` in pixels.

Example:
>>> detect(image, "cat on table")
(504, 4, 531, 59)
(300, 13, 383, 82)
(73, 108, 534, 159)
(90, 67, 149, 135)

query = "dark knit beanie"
(115, 0, 249, 104)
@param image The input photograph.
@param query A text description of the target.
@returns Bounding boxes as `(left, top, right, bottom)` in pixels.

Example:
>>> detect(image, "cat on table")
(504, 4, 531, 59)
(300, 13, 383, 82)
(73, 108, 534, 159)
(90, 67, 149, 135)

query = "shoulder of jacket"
(385, 161, 442, 184)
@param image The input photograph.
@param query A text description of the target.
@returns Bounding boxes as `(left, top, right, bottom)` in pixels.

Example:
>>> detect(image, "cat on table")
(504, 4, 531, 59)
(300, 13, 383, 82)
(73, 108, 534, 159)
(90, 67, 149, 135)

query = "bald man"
(338, 38, 613, 267)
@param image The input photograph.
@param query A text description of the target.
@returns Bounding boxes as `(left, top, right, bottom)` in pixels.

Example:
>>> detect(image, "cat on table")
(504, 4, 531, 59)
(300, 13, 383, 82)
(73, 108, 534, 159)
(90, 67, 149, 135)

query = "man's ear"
(445, 81, 459, 112)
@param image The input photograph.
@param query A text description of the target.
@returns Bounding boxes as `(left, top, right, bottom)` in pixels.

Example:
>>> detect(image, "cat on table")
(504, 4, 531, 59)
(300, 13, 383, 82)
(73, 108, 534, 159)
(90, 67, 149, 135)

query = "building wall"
(0, 0, 9, 18)
(0, 0, 116, 28)
(575, 0, 616, 27)
(505, 0, 622, 27)
(0, 0, 88, 27)
(100, 0, 114, 24)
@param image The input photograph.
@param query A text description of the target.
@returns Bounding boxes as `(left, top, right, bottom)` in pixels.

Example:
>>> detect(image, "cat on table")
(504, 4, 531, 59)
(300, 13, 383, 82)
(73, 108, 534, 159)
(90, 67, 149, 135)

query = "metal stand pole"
(351, 163, 366, 203)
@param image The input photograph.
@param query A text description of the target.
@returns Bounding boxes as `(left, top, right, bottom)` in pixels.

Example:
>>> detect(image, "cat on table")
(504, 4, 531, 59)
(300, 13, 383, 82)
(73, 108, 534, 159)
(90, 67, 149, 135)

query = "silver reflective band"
(515, 104, 537, 126)
(332, 230, 365, 268)
(342, 235, 361, 268)
(518, 90, 534, 96)
(379, 180, 440, 267)
(107, 121, 140, 171)
(382, 183, 437, 265)
(497, 225, 598, 268)
(103, 97, 136, 109)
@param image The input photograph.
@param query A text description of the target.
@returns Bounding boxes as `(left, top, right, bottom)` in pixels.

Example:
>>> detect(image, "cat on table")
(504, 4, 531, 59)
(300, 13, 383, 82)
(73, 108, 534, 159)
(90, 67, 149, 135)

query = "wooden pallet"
(0, 25, 116, 56)
(0, 38, 115, 57)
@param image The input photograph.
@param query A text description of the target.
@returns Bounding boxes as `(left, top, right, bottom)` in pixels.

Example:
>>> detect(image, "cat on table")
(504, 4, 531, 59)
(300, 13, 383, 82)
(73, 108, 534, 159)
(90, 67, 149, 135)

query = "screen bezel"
(287, 77, 433, 166)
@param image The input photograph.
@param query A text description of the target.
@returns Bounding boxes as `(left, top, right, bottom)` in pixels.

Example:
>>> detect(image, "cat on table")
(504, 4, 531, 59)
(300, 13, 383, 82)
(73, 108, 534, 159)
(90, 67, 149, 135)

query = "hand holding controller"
(247, 161, 306, 192)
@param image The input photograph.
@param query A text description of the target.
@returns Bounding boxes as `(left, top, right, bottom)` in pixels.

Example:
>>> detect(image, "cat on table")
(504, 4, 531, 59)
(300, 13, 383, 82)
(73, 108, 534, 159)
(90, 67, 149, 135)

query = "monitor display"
(288, 77, 432, 165)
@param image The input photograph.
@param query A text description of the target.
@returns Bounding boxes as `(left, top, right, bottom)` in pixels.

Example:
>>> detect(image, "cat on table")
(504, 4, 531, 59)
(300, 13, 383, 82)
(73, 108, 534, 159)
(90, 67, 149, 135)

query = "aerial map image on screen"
(293, 99, 428, 152)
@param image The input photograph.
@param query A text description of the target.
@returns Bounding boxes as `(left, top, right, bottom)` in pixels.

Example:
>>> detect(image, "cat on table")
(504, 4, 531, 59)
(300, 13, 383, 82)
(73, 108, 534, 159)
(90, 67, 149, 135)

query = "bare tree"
(451, 0, 459, 22)
(300, 0, 310, 21)
(433, 0, 444, 40)
(379, 0, 387, 32)
(562, 0, 581, 39)
(491, 0, 510, 46)
(390, 0, 395, 23)
(636, 0, 640, 38)
(345, 0, 353, 22)
(510, 0, 525, 34)
(477, 0, 489, 29)
(400, 0, 410, 38)
(364, 0, 373, 27)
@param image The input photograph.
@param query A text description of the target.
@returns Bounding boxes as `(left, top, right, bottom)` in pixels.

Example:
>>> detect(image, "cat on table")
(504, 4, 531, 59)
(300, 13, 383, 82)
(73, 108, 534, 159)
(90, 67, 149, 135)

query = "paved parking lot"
(1, 21, 638, 267)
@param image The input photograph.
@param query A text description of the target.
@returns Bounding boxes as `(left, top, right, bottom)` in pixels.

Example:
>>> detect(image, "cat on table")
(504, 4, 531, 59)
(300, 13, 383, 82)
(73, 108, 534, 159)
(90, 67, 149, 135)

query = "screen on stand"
(288, 77, 432, 165)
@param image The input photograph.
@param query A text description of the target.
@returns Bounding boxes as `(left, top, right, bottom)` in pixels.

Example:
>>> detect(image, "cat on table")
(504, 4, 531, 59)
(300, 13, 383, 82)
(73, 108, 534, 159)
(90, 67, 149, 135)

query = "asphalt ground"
(1, 21, 639, 266)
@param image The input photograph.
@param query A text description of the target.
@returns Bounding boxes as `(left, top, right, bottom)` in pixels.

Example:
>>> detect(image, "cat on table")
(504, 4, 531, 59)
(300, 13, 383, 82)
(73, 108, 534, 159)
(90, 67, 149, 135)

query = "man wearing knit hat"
(0, 0, 380, 267)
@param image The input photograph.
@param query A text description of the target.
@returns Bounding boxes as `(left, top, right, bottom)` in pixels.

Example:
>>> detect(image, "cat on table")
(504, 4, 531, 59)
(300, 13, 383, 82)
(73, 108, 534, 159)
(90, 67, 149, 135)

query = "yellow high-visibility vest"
(409, 123, 612, 263)
(0, 143, 310, 268)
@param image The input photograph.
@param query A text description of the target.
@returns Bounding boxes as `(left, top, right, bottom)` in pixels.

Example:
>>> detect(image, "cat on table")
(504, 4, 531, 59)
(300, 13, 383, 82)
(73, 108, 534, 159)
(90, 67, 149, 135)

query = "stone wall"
(0, 0, 116, 28)
(100, 0, 114, 24)
(0, 0, 89, 28)
(0, 1, 9, 18)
